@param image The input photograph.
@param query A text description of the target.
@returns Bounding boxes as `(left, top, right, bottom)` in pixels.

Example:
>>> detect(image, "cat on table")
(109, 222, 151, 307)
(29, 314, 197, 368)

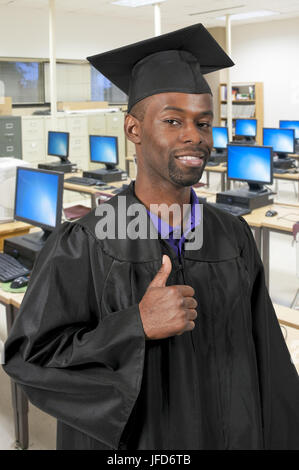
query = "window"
(0, 61, 44, 104)
(91, 67, 127, 104)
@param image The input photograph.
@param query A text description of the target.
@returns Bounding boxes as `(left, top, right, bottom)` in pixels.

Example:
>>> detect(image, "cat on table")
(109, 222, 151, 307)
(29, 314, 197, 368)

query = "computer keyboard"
(0, 253, 30, 282)
(209, 202, 251, 217)
(65, 176, 104, 186)
(274, 168, 289, 174)
(205, 161, 219, 167)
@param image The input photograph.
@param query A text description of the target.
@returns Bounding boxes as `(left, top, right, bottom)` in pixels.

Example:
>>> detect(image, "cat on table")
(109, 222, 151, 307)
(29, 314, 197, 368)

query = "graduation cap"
(87, 23, 234, 112)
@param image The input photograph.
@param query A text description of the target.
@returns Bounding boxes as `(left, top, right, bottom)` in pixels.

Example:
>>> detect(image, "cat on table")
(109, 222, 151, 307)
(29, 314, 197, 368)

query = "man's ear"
(124, 114, 142, 145)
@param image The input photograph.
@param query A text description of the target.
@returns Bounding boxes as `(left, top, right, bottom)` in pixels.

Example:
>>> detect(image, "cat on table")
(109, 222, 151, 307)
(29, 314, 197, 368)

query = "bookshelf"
(219, 82, 264, 145)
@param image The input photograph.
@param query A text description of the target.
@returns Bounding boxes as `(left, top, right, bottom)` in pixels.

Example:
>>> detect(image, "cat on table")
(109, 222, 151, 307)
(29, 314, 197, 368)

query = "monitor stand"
(4, 229, 52, 270)
(247, 183, 268, 194)
(38, 157, 76, 174)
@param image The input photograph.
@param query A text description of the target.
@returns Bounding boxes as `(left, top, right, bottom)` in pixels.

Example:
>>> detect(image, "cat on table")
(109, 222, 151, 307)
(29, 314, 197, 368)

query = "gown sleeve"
(2, 222, 145, 450)
(238, 216, 299, 449)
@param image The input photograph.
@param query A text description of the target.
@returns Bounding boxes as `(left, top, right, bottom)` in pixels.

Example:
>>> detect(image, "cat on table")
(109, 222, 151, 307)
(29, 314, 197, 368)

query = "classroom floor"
(0, 174, 298, 450)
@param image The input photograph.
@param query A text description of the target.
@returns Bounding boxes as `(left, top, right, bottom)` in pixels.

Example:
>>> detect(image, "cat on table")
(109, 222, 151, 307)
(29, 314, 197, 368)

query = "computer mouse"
(265, 210, 278, 217)
(10, 276, 29, 289)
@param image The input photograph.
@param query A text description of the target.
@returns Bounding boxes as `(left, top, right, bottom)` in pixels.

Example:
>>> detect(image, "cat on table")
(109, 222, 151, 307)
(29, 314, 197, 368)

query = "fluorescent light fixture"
(112, 0, 166, 7)
(217, 10, 279, 21)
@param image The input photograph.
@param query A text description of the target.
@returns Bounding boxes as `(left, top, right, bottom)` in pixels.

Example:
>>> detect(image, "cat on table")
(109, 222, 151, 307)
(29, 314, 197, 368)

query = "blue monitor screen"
(227, 145, 272, 184)
(48, 131, 69, 158)
(263, 128, 295, 153)
(90, 135, 118, 164)
(235, 119, 257, 137)
(212, 127, 228, 149)
(15, 168, 62, 229)
(279, 120, 299, 139)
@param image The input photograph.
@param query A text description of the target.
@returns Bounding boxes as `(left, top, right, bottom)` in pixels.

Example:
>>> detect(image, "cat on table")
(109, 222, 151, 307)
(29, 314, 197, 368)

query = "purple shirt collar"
(147, 188, 201, 257)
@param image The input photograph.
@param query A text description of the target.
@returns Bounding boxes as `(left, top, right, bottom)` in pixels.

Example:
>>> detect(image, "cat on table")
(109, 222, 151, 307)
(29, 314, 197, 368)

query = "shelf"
(221, 100, 255, 103)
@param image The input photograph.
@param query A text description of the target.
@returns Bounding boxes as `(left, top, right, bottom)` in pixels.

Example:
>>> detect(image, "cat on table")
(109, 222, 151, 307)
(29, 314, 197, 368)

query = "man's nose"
(180, 122, 203, 145)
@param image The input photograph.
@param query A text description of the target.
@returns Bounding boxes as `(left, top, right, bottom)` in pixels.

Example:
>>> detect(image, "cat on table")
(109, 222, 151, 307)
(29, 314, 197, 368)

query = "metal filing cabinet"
(66, 115, 89, 171)
(21, 116, 46, 165)
(0, 116, 22, 159)
(106, 112, 125, 170)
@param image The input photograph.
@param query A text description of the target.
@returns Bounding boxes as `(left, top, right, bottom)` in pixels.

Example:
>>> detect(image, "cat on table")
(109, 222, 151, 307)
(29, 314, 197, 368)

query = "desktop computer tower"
(4, 235, 41, 270)
(83, 168, 127, 183)
(209, 153, 227, 164)
(38, 162, 77, 173)
(273, 158, 296, 170)
(216, 189, 274, 211)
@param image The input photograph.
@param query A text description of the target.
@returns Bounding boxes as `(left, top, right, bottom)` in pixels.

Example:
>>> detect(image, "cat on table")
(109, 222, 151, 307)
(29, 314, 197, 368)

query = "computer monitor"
(0, 158, 30, 223)
(212, 127, 228, 153)
(263, 128, 295, 158)
(235, 119, 257, 142)
(89, 135, 119, 171)
(279, 120, 299, 140)
(14, 167, 63, 246)
(48, 131, 70, 163)
(227, 144, 273, 192)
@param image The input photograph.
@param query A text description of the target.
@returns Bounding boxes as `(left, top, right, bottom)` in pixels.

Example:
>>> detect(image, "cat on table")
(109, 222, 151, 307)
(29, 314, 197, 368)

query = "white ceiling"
(1, 0, 299, 29)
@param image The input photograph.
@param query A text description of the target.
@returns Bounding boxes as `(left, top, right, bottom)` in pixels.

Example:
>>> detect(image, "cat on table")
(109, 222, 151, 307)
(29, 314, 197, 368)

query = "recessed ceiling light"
(112, 0, 166, 7)
(217, 10, 279, 21)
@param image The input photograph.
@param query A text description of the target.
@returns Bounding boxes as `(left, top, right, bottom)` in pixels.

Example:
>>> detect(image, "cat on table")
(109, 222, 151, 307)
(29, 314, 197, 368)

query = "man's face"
(137, 92, 214, 187)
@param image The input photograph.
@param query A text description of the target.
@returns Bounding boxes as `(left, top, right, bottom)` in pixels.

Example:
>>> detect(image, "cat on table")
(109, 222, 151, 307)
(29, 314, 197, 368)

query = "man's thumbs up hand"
(139, 255, 198, 340)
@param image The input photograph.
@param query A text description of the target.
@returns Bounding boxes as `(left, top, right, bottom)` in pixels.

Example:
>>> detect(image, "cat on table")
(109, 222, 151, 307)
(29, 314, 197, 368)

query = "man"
(3, 24, 299, 450)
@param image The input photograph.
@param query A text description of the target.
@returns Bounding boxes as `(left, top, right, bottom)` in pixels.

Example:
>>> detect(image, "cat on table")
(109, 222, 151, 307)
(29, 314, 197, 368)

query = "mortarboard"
(87, 23, 234, 112)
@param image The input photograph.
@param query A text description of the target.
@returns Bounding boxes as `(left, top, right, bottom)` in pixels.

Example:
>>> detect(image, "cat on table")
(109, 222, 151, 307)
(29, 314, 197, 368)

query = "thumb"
(149, 255, 172, 288)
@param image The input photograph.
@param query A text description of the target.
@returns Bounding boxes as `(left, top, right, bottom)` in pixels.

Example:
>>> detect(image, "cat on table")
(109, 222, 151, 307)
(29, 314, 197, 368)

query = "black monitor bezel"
(279, 120, 299, 140)
(235, 118, 257, 137)
(89, 135, 119, 166)
(14, 166, 64, 232)
(263, 127, 295, 154)
(212, 126, 229, 150)
(227, 144, 273, 185)
(47, 130, 70, 160)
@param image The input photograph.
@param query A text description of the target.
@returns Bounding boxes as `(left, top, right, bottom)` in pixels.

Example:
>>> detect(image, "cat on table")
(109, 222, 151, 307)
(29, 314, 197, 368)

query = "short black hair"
(129, 98, 150, 122)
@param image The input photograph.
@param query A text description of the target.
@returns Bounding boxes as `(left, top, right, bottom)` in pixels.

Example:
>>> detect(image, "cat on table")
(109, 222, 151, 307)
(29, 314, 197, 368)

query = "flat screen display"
(227, 144, 272, 184)
(89, 135, 118, 165)
(235, 119, 257, 137)
(212, 127, 228, 149)
(14, 167, 63, 230)
(279, 120, 299, 140)
(48, 131, 69, 159)
(263, 128, 295, 154)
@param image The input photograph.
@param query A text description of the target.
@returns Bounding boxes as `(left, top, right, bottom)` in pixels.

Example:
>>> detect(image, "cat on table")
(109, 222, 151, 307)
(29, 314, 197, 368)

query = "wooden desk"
(0, 221, 32, 251)
(0, 289, 28, 450)
(64, 175, 132, 209)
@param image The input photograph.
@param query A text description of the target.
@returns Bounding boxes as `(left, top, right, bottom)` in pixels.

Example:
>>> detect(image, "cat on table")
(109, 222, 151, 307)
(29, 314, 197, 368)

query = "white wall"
(230, 17, 299, 127)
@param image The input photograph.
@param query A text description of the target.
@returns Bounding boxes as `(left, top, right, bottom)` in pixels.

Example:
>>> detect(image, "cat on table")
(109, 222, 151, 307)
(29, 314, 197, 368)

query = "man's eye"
(197, 122, 211, 128)
(165, 119, 180, 126)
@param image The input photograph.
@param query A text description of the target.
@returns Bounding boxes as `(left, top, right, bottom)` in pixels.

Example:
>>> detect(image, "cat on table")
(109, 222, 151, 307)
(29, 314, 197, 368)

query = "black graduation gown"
(3, 183, 299, 450)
